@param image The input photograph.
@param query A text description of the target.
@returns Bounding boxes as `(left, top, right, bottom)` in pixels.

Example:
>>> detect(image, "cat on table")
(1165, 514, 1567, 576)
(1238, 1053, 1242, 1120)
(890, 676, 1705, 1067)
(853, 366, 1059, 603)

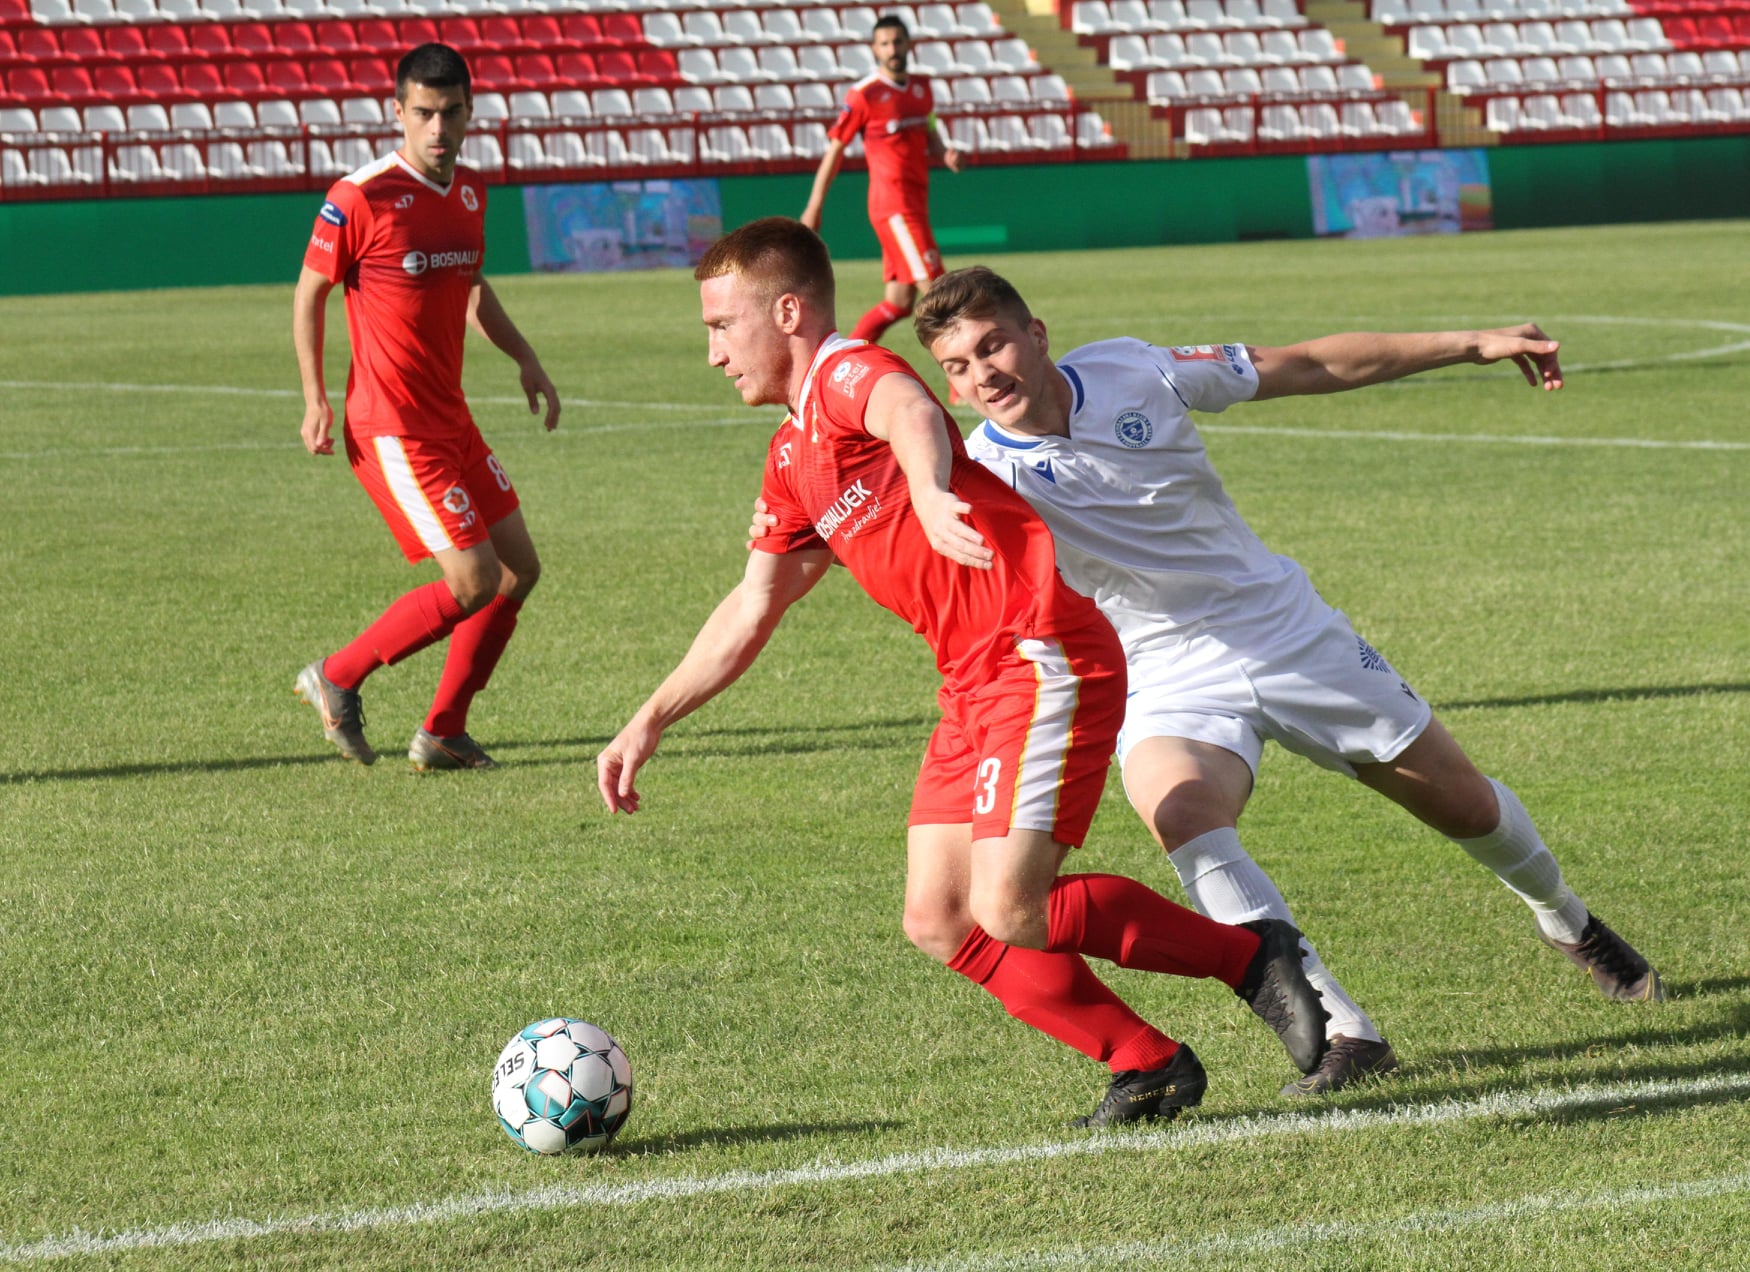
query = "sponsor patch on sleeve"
(830, 355, 872, 399)
(1168, 345, 1224, 362)
(318, 200, 347, 227)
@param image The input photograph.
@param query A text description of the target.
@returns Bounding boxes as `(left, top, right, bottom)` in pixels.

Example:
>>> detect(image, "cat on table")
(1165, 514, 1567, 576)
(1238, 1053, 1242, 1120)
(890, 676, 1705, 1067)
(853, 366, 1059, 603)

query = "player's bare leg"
(1125, 736, 1391, 1093)
(1355, 717, 1663, 1001)
(414, 515, 541, 771)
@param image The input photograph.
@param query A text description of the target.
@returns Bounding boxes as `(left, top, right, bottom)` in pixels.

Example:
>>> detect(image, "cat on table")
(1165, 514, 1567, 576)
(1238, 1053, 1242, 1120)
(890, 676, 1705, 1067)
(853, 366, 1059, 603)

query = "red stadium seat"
(104, 26, 151, 61)
(517, 53, 557, 89)
(522, 14, 561, 47)
(555, 51, 599, 86)
(320, 22, 360, 55)
(51, 67, 97, 100)
(437, 17, 482, 51)
(349, 55, 393, 93)
(399, 18, 439, 48)
(637, 49, 679, 83)
(0, 31, 15, 64)
(557, 13, 602, 46)
(480, 16, 521, 51)
(16, 27, 59, 62)
(182, 62, 224, 96)
(0, 0, 29, 21)
(277, 22, 318, 55)
(599, 14, 642, 47)
(472, 53, 515, 89)
(61, 27, 107, 63)
(8, 67, 51, 101)
(190, 25, 233, 57)
(95, 65, 139, 98)
(597, 50, 642, 84)
(356, 19, 398, 51)
(266, 61, 310, 94)
(1696, 16, 1733, 47)
(223, 62, 267, 94)
(309, 58, 355, 94)
(233, 25, 276, 58)
(138, 63, 188, 102)
(146, 25, 192, 59)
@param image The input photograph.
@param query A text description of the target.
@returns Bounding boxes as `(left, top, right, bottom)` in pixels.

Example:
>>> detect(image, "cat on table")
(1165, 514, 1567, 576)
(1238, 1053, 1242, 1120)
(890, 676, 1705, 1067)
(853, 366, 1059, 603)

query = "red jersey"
(302, 152, 486, 442)
(828, 72, 937, 220)
(755, 336, 1105, 694)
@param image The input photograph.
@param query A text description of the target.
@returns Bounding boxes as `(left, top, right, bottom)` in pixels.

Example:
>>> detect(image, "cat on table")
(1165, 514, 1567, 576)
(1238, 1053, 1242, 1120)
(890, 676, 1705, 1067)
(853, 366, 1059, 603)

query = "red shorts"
(909, 620, 1126, 847)
(346, 426, 520, 564)
(872, 209, 944, 286)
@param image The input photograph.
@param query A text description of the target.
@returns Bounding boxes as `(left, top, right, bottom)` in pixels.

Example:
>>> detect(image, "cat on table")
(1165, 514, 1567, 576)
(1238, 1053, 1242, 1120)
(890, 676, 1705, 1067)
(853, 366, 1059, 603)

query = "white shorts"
(1116, 607, 1431, 779)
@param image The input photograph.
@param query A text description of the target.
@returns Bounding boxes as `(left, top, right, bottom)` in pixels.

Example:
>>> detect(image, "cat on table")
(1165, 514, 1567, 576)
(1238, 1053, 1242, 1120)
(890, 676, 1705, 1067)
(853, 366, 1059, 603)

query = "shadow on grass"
(1437, 681, 1750, 712)
(0, 717, 936, 785)
(619, 1117, 903, 1157)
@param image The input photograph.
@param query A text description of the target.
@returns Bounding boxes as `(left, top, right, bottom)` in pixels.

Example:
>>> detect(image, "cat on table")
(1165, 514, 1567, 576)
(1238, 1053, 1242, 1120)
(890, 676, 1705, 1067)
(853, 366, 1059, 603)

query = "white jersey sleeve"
(965, 336, 1324, 649)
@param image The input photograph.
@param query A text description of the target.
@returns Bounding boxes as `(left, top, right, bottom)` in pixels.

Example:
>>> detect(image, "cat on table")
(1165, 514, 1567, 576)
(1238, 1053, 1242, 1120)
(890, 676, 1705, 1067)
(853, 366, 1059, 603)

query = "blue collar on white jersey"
(1061, 363, 1085, 415)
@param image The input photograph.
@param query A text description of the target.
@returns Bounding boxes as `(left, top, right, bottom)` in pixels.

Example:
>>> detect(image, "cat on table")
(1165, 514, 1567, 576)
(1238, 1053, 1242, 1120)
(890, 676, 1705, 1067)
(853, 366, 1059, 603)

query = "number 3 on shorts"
(974, 756, 1002, 816)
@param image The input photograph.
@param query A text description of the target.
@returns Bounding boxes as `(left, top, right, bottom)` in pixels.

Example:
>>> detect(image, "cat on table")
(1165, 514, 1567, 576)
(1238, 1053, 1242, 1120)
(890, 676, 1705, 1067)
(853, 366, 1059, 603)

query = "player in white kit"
(900, 266, 1666, 1096)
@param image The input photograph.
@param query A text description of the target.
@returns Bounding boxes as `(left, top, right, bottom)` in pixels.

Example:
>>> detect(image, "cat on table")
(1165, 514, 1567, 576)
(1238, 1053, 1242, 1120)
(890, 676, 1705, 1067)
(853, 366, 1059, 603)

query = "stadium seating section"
(0, 0, 1745, 197)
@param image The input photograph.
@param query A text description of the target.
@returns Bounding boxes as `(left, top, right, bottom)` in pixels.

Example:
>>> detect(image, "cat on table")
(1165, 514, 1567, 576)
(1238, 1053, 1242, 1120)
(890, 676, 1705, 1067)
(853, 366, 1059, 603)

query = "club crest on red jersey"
(831, 357, 871, 399)
(461, 185, 478, 212)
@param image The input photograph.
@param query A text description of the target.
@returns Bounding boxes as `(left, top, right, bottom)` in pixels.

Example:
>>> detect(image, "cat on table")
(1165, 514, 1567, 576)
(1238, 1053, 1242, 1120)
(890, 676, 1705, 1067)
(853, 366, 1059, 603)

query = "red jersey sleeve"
(303, 182, 369, 283)
(827, 84, 869, 147)
(754, 426, 829, 555)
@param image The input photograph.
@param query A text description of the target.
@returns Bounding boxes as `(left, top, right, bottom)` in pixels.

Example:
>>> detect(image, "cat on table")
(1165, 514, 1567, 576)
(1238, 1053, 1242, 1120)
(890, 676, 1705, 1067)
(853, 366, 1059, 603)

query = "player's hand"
(596, 719, 661, 814)
(301, 401, 335, 456)
(912, 487, 993, 570)
(746, 495, 779, 551)
(1474, 323, 1563, 391)
(943, 147, 964, 173)
(521, 359, 561, 430)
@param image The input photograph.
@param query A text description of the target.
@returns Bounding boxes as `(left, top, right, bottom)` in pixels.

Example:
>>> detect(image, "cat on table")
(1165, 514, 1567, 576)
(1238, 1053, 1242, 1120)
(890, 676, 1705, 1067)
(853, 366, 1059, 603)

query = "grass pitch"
(1, 218, 1748, 1269)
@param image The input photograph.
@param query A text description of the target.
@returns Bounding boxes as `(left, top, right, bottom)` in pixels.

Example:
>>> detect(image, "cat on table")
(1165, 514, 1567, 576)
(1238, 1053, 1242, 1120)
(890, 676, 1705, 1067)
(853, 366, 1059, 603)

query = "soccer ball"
(492, 1018, 633, 1155)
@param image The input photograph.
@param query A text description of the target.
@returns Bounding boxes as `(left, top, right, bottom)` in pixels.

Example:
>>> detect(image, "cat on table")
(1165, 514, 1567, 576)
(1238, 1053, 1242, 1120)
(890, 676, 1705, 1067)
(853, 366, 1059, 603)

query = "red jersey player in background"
(801, 16, 963, 348)
(292, 44, 560, 771)
(596, 218, 1328, 1126)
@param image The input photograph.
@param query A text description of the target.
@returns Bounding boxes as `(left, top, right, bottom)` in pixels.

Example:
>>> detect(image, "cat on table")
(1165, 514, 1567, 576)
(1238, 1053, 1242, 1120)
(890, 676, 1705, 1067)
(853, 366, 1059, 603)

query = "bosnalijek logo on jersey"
(402, 248, 480, 276)
(1115, 410, 1153, 448)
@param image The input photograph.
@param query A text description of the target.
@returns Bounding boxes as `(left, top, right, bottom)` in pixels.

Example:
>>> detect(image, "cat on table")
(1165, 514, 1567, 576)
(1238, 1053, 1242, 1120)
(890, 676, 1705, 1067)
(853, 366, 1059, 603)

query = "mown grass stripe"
(5, 1073, 1745, 1264)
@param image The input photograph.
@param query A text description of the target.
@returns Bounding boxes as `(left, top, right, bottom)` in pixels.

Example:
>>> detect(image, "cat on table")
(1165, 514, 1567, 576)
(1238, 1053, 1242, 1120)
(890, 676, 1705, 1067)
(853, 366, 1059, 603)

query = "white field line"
(3, 1072, 1746, 1264)
(902, 1169, 1750, 1271)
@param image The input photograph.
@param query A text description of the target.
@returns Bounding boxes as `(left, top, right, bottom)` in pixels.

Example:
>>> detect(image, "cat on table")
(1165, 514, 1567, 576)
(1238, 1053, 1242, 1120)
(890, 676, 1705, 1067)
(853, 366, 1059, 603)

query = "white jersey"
(964, 337, 1326, 655)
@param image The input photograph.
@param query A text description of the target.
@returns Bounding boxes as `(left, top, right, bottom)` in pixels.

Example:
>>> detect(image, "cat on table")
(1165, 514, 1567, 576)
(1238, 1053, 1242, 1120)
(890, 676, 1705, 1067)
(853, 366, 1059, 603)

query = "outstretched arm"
(469, 276, 561, 431)
(293, 265, 338, 456)
(1249, 324, 1563, 400)
(863, 373, 993, 569)
(596, 546, 835, 813)
(800, 138, 847, 231)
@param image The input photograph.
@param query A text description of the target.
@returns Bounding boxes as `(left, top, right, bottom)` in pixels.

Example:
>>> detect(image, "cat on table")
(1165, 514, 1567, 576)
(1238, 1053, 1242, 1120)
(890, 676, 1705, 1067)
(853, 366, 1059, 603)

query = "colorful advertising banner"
(523, 178, 723, 273)
(1308, 149, 1493, 239)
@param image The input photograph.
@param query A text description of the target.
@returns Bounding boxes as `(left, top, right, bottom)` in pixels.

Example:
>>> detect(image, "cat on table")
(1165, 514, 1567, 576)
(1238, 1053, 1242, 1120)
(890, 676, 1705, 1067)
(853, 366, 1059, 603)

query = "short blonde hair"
(695, 217, 836, 315)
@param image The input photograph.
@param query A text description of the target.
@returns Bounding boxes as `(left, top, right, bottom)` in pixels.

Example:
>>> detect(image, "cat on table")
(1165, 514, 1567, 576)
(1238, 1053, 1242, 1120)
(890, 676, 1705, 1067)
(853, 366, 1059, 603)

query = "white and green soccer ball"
(492, 1018, 633, 1155)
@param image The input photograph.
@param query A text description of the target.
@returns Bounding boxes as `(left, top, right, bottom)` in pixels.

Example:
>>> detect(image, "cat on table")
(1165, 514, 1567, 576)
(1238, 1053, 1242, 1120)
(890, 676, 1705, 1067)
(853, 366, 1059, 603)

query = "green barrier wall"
(1, 135, 1745, 296)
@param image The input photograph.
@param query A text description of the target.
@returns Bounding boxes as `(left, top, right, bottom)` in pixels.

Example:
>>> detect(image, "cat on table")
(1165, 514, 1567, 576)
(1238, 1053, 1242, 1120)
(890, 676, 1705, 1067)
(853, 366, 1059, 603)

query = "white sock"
(1168, 827, 1380, 1043)
(1453, 778, 1589, 943)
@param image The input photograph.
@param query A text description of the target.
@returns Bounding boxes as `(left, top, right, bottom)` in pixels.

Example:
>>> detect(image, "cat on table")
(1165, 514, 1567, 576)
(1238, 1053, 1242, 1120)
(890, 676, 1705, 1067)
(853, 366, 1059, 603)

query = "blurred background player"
(597, 218, 1328, 1127)
(907, 266, 1664, 1094)
(800, 15, 962, 348)
(292, 43, 560, 771)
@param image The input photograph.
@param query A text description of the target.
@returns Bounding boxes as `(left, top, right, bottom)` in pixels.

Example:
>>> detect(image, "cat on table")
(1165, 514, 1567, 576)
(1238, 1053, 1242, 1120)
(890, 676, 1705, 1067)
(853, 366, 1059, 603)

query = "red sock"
(850, 300, 907, 344)
(324, 580, 470, 690)
(1047, 873, 1261, 987)
(948, 926, 1179, 1072)
(425, 594, 522, 737)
